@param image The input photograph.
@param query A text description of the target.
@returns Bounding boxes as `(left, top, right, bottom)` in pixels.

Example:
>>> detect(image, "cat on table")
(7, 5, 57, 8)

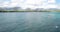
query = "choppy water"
(0, 12, 60, 32)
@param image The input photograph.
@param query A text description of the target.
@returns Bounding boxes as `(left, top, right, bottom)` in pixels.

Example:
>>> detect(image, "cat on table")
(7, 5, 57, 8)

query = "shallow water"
(0, 12, 60, 32)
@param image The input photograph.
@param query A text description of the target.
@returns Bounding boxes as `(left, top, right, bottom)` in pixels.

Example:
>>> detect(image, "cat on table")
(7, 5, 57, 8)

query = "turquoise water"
(0, 12, 60, 32)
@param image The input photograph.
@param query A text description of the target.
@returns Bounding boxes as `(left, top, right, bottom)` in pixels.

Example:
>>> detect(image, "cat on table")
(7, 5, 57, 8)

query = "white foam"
(56, 26, 59, 28)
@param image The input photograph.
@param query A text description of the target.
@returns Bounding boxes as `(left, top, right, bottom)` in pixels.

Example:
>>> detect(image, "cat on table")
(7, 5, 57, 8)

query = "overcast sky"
(0, 0, 60, 9)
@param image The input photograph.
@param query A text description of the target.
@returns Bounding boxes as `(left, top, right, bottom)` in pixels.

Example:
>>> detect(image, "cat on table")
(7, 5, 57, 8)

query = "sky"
(0, 0, 60, 9)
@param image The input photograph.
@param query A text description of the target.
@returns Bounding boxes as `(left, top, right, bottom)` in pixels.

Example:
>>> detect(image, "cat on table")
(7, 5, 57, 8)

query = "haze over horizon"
(0, 0, 60, 9)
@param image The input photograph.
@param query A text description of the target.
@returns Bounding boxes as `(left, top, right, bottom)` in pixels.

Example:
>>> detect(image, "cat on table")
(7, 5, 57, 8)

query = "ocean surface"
(0, 12, 60, 32)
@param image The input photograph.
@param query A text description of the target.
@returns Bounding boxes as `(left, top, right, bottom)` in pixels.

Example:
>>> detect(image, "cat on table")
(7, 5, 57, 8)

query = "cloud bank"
(0, 0, 58, 9)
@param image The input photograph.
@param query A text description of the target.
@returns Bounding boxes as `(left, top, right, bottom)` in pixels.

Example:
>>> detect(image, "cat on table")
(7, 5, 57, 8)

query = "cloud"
(48, 0, 56, 3)
(0, 1, 9, 7)
(21, 0, 57, 9)
(0, 0, 57, 9)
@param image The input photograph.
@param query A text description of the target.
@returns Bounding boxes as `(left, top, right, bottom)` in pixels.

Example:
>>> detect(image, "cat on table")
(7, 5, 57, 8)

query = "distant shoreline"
(0, 11, 59, 12)
(0, 11, 51, 12)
